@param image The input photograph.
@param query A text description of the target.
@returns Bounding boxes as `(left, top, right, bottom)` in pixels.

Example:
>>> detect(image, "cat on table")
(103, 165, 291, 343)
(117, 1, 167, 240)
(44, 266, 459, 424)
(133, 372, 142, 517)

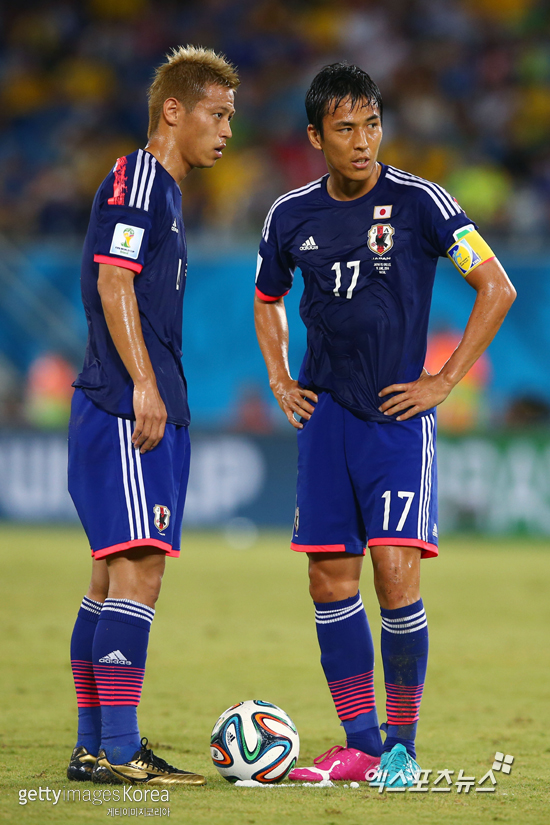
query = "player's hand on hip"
(272, 378, 318, 429)
(378, 369, 453, 421)
(132, 382, 168, 452)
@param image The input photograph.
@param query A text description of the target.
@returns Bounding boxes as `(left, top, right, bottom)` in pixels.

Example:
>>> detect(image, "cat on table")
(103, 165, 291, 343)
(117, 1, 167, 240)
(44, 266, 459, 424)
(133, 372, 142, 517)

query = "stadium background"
(1, 0, 549, 535)
(1, 2, 549, 823)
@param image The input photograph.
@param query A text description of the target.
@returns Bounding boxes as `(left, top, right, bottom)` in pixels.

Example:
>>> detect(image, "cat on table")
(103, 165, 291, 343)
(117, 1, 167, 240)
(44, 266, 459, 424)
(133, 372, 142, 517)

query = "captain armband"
(446, 226, 495, 277)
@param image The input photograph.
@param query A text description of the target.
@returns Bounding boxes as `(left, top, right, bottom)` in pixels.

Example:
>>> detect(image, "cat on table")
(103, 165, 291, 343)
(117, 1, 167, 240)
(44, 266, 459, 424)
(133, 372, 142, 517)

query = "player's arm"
(97, 263, 167, 452)
(378, 256, 516, 420)
(254, 294, 318, 429)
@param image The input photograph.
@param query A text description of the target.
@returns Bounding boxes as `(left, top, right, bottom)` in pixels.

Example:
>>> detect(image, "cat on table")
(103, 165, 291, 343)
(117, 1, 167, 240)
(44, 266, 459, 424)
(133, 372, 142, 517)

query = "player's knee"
(87, 585, 108, 603)
(308, 570, 357, 603)
(107, 549, 165, 606)
(138, 562, 165, 605)
(373, 574, 420, 610)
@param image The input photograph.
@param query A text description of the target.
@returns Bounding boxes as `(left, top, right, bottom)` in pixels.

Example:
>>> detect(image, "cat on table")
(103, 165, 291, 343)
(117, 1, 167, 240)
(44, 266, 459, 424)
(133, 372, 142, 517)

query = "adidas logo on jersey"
(171, 218, 178, 233)
(99, 649, 132, 665)
(299, 236, 318, 251)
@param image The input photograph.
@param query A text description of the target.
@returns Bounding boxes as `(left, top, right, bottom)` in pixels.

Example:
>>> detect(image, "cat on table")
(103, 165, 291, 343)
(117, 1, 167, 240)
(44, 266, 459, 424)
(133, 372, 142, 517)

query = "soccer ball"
(210, 700, 300, 783)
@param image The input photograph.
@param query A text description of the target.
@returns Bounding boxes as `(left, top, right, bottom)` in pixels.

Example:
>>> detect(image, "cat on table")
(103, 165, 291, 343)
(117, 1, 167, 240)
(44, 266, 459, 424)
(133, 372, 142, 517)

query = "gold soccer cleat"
(67, 746, 97, 781)
(91, 738, 206, 786)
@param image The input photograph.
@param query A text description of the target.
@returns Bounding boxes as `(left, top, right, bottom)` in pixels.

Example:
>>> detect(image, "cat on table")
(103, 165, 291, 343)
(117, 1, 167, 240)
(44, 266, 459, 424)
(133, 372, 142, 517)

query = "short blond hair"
(147, 45, 239, 137)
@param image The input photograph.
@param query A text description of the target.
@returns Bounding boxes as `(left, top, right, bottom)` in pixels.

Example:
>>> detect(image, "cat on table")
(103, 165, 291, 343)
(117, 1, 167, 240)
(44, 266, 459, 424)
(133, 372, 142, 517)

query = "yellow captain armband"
(446, 226, 495, 277)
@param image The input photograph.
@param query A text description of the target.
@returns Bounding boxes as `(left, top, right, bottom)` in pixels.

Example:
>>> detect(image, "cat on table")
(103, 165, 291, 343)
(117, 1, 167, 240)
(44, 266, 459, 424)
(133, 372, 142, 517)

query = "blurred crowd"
(1, 0, 550, 241)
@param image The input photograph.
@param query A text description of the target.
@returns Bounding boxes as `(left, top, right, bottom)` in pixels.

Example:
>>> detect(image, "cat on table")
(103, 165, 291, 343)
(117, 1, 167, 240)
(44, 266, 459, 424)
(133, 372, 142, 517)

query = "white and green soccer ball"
(210, 700, 300, 783)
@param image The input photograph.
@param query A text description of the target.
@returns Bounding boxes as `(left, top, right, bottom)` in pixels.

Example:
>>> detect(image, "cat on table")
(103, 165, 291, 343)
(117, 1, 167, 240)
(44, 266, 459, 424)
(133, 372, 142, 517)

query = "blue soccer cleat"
(369, 743, 420, 788)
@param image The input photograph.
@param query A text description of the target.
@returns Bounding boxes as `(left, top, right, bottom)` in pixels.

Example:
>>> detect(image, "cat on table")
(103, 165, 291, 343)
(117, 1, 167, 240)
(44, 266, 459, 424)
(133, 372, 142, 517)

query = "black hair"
(305, 62, 383, 134)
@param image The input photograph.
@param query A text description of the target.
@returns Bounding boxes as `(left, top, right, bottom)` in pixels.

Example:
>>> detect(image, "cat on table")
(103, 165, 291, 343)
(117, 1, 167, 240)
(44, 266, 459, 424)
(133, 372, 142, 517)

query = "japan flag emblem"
(153, 504, 171, 534)
(368, 224, 395, 256)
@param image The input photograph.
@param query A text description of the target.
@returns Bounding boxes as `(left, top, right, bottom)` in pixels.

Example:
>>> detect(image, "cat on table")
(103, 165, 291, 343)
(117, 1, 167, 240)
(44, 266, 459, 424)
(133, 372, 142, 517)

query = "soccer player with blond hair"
(67, 46, 238, 786)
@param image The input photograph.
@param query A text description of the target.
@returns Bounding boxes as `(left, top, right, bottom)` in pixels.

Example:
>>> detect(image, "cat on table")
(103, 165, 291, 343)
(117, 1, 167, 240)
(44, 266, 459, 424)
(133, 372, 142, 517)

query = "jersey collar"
(320, 163, 387, 207)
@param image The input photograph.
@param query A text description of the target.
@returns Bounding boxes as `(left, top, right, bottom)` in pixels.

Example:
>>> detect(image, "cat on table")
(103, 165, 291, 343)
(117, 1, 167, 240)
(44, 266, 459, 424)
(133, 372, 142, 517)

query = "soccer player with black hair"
(67, 46, 238, 786)
(255, 62, 515, 786)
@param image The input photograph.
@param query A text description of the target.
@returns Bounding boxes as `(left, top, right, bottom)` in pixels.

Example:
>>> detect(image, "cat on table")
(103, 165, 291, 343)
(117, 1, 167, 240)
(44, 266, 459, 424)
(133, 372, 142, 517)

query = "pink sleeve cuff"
(94, 254, 143, 274)
(255, 286, 289, 302)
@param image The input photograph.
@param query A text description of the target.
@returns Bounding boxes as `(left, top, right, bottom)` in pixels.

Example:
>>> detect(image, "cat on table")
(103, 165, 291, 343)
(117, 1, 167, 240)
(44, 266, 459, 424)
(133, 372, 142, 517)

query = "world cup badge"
(368, 223, 395, 256)
(153, 504, 171, 533)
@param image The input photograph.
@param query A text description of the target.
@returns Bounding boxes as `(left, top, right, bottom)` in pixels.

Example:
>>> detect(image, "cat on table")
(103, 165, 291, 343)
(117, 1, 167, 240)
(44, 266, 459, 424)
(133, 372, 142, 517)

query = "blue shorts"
(68, 388, 190, 559)
(291, 392, 438, 559)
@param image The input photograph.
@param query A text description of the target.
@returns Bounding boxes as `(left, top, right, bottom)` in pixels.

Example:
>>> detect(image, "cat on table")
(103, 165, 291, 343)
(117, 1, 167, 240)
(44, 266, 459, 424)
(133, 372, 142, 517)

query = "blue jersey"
(255, 164, 476, 423)
(75, 148, 190, 426)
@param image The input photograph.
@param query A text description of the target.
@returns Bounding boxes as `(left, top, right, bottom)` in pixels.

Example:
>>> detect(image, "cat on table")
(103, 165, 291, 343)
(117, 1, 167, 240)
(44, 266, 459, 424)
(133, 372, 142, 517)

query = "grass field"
(0, 525, 549, 825)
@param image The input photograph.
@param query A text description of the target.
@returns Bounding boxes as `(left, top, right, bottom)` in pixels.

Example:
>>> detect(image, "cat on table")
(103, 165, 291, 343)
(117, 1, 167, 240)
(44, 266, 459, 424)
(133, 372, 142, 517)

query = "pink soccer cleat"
(288, 745, 380, 782)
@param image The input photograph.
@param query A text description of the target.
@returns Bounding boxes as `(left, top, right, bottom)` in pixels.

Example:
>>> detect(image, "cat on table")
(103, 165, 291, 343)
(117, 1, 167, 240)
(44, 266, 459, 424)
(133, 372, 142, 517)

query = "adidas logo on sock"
(299, 236, 318, 251)
(99, 649, 132, 665)
(171, 218, 178, 233)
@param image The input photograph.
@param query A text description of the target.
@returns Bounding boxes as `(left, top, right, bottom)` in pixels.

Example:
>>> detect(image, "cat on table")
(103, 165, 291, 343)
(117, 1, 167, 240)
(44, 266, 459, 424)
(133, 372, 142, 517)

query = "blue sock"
(380, 598, 429, 759)
(70, 596, 103, 755)
(92, 598, 155, 764)
(315, 592, 382, 757)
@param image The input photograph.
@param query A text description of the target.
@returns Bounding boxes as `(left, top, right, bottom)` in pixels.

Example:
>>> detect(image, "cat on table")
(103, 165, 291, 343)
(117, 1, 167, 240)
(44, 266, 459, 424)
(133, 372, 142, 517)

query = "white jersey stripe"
(420, 415, 434, 541)
(262, 178, 324, 236)
(135, 151, 150, 210)
(422, 416, 430, 541)
(134, 448, 150, 539)
(388, 167, 460, 217)
(416, 416, 426, 541)
(424, 414, 435, 542)
(128, 149, 143, 208)
(143, 157, 156, 212)
(397, 168, 460, 215)
(386, 171, 450, 219)
(125, 419, 143, 539)
(118, 418, 135, 540)
(263, 179, 323, 241)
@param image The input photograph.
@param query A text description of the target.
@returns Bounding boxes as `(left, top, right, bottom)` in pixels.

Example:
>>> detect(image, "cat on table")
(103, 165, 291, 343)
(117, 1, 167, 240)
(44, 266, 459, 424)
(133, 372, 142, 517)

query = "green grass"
(0, 526, 549, 824)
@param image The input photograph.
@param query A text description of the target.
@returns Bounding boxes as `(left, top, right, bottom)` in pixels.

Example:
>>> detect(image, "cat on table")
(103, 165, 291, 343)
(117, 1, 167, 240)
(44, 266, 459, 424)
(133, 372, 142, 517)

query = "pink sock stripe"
(328, 671, 376, 719)
(331, 682, 376, 697)
(335, 697, 376, 713)
(95, 679, 145, 689)
(100, 701, 141, 706)
(331, 689, 376, 707)
(385, 682, 424, 725)
(328, 671, 374, 688)
(386, 684, 424, 694)
(72, 660, 100, 706)
(93, 664, 146, 705)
